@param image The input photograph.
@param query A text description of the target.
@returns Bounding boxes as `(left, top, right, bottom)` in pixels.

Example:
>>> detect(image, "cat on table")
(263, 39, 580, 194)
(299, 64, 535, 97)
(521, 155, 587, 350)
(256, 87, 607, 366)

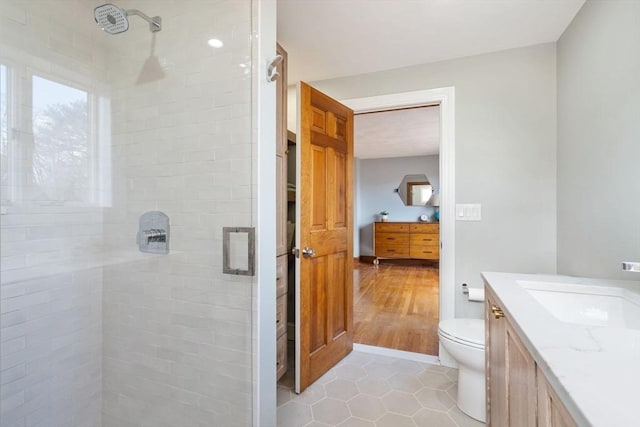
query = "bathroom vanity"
(483, 273, 640, 427)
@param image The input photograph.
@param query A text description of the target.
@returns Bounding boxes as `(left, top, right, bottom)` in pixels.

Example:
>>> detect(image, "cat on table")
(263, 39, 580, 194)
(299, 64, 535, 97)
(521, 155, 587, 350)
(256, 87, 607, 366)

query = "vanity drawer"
(276, 254, 287, 297)
(375, 233, 410, 257)
(410, 223, 439, 234)
(375, 222, 410, 233)
(276, 294, 287, 337)
(276, 332, 287, 380)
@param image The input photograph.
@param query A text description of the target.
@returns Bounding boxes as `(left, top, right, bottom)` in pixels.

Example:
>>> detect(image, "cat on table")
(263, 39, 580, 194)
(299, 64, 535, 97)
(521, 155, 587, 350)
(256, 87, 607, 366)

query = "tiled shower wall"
(1, 1, 254, 426)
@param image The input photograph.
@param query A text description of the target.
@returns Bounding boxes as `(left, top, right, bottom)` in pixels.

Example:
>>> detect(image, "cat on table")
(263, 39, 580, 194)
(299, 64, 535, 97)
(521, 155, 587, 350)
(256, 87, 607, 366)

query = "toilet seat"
(438, 318, 485, 349)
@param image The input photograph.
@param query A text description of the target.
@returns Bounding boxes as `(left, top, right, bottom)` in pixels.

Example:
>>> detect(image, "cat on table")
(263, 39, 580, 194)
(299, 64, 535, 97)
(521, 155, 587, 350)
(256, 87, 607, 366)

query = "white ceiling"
(278, 0, 584, 159)
(277, 0, 584, 84)
(354, 106, 440, 159)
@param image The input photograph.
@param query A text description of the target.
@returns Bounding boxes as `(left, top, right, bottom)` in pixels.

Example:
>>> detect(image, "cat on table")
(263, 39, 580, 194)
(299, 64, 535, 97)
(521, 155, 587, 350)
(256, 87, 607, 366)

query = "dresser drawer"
(276, 254, 287, 297)
(409, 243, 440, 260)
(375, 222, 410, 233)
(375, 233, 410, 257)
(276, 294, 287, 337)
(410, 233, 439, 247)
(276, 332, 287, 380)
(409, 223, 439, 233)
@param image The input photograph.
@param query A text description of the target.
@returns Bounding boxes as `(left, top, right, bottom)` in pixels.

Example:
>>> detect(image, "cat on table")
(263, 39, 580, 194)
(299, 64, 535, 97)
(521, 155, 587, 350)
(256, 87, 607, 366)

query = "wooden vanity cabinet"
(537, 369, 577, 427)
(486, 286, 576, 427)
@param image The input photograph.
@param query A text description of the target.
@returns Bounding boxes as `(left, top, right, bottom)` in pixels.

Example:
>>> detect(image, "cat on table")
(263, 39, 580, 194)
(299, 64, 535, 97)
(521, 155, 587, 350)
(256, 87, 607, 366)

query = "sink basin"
(517, 281, 640, 329)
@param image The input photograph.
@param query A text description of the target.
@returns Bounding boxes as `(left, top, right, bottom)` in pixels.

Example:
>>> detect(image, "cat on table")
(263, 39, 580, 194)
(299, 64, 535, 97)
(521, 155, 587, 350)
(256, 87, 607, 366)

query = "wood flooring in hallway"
(353, 261, 440, 355)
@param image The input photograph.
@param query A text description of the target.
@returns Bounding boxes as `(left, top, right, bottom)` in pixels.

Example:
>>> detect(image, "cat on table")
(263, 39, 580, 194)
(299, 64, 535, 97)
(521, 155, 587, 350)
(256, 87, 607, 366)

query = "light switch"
(456, 204, 482, 221)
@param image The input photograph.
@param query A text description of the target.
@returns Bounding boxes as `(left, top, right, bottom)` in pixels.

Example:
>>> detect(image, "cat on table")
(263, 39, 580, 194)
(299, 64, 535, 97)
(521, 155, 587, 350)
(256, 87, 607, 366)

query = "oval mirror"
(397, 174, 433, 206)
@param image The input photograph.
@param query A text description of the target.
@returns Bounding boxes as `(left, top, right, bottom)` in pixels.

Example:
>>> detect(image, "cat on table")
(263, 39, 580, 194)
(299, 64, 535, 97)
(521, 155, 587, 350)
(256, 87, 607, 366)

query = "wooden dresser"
(373, 222, 439, 264)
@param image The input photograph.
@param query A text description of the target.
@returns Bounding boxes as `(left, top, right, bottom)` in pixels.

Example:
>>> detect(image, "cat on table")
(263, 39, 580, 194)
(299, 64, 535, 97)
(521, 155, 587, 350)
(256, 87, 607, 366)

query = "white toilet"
(438, 318, 486, 422)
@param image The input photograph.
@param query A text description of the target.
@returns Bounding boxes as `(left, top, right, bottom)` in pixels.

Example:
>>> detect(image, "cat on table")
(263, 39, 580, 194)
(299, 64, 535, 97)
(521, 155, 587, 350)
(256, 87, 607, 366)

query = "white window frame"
(1, 57, 109, 207)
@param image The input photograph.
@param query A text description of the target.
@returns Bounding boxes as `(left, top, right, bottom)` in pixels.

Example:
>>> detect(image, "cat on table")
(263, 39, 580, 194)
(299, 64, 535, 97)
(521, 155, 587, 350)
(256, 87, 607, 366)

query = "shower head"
(94, 4, 161, 35)
(94, 4, 129, 34)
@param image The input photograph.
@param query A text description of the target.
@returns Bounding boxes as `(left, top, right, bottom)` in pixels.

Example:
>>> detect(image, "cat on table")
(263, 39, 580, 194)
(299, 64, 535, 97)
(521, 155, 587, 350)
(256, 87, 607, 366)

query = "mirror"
(397, 174, 433, 206)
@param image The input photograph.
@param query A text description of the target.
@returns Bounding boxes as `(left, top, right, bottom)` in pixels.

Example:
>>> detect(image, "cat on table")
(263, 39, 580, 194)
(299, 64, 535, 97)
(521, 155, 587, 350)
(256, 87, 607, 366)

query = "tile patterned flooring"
(277, 350, 485, 427)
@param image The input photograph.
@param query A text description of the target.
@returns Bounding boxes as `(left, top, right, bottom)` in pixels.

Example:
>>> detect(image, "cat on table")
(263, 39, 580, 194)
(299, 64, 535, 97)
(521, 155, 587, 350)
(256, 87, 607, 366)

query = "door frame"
(341, 87, 456, 323)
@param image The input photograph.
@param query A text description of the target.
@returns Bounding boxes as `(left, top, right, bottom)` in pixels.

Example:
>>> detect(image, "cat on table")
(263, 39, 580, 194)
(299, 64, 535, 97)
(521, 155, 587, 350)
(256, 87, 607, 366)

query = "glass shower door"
(0, 1, 255, 426)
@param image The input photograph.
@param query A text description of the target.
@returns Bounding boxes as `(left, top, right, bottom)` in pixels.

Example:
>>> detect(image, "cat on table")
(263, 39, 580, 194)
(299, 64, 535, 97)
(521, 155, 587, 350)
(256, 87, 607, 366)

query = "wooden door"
(295, 82, 354, 393)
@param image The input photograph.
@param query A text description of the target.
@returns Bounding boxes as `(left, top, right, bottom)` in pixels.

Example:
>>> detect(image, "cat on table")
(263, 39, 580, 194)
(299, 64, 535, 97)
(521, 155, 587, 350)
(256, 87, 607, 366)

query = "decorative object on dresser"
(373, 221, 439, 265)
(379, 210, 389, 222)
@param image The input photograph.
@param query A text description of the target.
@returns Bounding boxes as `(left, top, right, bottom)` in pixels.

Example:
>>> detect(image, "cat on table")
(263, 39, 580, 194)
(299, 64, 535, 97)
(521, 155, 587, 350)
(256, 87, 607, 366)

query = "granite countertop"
(482, 272, 640, 427)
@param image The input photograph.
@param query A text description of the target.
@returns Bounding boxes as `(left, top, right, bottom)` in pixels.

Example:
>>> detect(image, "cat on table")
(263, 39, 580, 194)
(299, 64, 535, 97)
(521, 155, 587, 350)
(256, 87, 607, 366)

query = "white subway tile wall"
(1, 0, 254, 426)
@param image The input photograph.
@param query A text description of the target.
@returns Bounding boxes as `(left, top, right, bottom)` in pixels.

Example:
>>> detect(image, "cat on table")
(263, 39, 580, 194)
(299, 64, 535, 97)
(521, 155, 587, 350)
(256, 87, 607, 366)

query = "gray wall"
(356, 156, 439, 256)
(557, 1, 640, 278)
(295, 44, 558, 317)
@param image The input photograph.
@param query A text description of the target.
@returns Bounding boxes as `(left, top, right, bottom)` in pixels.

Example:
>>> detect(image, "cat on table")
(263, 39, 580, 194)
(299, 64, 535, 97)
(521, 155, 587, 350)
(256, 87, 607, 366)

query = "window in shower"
(32, 75, 94, 203)
(0, 64, 111, 206)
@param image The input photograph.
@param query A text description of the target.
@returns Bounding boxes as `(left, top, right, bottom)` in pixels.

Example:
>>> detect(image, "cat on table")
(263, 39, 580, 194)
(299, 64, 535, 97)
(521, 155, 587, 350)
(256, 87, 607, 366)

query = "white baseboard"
(353, 343, 441, 365)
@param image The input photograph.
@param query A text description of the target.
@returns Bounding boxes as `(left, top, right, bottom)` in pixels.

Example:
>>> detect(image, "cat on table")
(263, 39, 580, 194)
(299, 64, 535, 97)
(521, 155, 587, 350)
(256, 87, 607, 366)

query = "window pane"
(32, 76, 90, 202)
(1, 64, 8, 200)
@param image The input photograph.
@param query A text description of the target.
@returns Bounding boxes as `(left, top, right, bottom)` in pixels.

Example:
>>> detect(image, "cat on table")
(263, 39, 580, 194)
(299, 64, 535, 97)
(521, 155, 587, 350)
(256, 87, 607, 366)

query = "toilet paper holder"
(462, 283, 485, 302)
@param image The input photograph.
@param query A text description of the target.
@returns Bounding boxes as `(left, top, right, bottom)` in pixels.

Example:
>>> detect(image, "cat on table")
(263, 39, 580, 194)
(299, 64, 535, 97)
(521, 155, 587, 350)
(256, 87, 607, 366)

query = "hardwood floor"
(353, 261, 440, 355)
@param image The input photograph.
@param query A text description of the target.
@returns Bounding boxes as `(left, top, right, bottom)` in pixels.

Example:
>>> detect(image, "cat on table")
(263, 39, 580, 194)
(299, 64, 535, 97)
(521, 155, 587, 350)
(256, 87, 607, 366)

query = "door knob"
(302, 247, 316, 258)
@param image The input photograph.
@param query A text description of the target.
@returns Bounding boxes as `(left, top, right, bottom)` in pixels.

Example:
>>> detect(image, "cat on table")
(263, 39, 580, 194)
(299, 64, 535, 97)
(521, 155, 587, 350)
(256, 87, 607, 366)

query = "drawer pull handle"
(388, 249, 395, 252)
(491, 305, 505, 319)
(423, 239, 432, 242)
(386, 237, 395, 240)
(423, 251, 432, 254)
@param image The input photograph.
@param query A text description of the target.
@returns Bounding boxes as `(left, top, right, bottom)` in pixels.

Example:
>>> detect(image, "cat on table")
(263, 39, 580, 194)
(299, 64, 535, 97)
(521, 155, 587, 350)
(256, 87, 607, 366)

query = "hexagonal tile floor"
(277, 350, 485, 427)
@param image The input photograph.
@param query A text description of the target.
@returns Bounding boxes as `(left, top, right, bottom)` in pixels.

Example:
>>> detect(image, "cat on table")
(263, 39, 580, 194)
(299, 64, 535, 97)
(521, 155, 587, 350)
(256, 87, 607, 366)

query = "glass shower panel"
(0, 1, 254, 426)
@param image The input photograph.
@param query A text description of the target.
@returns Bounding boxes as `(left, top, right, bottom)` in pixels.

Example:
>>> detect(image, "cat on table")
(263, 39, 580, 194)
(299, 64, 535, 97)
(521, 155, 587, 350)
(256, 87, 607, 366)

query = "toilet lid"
(439, 318, 485, 347)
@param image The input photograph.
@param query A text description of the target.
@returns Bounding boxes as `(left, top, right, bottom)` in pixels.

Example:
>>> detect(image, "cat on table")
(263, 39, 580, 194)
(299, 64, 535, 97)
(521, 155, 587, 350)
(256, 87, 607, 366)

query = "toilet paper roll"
(467, 287, 485, 302)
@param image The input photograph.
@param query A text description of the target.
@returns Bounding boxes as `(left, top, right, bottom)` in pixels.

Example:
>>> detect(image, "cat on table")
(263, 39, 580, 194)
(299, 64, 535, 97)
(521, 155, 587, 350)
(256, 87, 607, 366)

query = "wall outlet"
(456, 204, 481, 221)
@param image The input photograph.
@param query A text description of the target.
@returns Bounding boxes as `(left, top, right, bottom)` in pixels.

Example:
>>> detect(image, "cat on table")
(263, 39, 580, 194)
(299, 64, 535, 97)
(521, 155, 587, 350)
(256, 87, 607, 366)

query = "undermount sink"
(517, 280, 640, 330)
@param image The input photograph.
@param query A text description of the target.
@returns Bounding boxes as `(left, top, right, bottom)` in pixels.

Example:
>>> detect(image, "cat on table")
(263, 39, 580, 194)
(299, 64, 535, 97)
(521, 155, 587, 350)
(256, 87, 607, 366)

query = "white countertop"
(482, 272, 640, 427)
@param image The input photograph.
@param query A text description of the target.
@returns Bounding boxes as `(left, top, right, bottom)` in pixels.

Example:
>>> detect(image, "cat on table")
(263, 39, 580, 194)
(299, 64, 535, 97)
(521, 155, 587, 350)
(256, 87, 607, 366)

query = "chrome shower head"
(94, 4, 129, 34)
(94, 4, 161, 35)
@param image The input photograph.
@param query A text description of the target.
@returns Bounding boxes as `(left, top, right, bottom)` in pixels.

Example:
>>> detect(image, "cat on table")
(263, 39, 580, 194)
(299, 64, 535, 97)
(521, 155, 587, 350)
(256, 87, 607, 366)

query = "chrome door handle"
(302, 247, 315, 258)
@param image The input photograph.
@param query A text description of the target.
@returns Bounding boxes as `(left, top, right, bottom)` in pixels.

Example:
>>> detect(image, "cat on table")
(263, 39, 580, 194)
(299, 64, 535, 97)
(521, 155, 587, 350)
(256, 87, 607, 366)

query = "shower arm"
(126, 9, 162, 32)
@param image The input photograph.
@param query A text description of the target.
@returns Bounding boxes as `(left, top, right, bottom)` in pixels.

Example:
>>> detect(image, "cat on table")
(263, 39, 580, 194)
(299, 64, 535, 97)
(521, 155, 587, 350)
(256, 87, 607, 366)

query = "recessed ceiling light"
(207, 38, 224, 48)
